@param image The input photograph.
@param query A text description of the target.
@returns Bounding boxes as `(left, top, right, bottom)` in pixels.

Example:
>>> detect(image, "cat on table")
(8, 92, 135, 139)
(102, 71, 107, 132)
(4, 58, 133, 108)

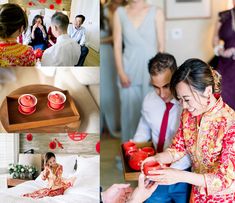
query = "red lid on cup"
(19, 94, 37, 107)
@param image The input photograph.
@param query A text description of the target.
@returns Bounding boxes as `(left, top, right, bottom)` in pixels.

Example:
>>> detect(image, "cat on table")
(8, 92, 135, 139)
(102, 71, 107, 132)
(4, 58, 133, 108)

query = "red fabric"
(157, 102, 173, 153)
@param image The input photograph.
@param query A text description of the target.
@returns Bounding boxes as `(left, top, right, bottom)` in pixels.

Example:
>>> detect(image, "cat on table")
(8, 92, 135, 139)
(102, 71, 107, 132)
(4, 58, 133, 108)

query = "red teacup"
(125, 148, 138, 159)
(18, 94, 37, 114)
(48, 91, 66, 110)
(128, 151, 148, 171)
(143, 161, 163, 176)
(141, 147, 155, 156)
(122, 141, 137, 152)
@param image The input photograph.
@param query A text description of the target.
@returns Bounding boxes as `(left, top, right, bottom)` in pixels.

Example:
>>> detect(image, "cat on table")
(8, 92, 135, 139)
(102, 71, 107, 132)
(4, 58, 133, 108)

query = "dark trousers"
(144, 168, 192, 203)
(76, 45, 89, 66)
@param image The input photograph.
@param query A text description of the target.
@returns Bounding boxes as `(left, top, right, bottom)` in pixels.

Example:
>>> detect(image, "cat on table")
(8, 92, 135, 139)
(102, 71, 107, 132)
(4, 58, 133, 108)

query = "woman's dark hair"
(44, 152, 56, 165)
(32, 15, 44, 26)
(148, 52, 177, 75)
(170, 58, 221, 99)
(0, 3, 28, 38)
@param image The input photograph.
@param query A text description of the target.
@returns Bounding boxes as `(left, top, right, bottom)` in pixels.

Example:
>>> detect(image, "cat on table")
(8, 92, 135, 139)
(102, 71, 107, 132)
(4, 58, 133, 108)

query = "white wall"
(0, 0, 8, 4)
(147, 0, 228, 65)
(70, 0, 100, 52)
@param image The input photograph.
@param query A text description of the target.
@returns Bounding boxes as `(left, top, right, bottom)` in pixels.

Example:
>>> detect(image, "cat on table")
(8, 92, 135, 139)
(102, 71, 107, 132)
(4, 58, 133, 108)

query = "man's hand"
(102, 183, 133, 203)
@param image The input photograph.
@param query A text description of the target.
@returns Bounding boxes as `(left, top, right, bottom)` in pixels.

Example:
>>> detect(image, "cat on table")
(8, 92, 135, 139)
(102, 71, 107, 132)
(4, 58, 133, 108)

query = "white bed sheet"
(0, 156, 99, 203)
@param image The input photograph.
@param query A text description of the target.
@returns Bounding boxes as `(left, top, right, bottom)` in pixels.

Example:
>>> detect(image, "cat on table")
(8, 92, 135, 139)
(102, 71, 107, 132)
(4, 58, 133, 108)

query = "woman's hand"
(146, 168, 183, 185)
(38, 24, 44, 31)
(119, 72, 131, 88)
(101, 183, 133, 203)
(221, 47, 235, 58)
(32, 24, 38, 31)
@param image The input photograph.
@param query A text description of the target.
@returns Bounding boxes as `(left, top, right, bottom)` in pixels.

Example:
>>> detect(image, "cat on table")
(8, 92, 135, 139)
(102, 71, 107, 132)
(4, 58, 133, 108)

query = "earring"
(207, 95, 210, 106)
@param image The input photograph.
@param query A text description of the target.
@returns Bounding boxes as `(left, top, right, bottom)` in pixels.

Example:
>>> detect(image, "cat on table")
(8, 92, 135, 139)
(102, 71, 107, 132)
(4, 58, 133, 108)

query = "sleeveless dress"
(116, 6, 157, 141)
(100, 7, 121, 135)
(217, 8, 235, 110)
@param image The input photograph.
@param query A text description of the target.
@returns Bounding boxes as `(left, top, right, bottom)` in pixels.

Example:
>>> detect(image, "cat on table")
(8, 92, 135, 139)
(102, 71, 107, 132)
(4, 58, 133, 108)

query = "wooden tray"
(6, 90, 80, 132)
(120, 142, 154, 181)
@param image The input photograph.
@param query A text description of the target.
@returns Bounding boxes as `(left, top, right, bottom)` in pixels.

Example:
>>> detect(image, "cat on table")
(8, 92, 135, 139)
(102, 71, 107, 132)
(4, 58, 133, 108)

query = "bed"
(0, 155, 99, 203)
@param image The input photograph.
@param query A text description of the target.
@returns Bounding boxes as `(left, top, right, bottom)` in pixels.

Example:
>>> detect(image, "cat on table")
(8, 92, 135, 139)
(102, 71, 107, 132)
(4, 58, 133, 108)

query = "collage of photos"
(0, 0, 100, 202)
(1, 0, 235, 202)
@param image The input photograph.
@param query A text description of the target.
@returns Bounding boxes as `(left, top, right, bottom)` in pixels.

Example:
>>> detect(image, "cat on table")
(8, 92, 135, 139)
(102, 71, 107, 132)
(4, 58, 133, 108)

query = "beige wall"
(147, 0, 228, 64)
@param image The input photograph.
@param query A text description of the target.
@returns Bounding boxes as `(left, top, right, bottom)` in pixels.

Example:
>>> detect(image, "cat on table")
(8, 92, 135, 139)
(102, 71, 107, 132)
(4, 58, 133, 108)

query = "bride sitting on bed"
(23, 152, 76, 199)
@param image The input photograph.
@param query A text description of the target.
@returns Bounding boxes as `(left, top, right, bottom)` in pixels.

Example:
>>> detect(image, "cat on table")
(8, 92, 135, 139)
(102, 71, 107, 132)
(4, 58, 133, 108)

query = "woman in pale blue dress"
(100, 1, 124, 135)
(113, 0, 165, 142)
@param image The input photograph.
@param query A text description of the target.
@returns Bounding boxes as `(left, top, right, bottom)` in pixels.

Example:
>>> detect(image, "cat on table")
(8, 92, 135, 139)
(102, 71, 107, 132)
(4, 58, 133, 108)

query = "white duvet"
(0, 156, 100, 203)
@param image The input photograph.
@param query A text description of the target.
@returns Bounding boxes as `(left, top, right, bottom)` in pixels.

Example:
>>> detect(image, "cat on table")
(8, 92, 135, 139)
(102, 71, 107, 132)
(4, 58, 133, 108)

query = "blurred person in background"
(100, 0, 126, 137)
(213, 0, 235, 110)
(113, 0, 165, 142)
(30, 15, 48, 51)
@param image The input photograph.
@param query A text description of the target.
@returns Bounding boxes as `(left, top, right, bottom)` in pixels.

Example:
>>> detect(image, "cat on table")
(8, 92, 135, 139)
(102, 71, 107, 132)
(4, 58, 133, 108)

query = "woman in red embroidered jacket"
(143, 58, 235, 202)
(23, 152, 76, 199)
(0, 3, 35, 66)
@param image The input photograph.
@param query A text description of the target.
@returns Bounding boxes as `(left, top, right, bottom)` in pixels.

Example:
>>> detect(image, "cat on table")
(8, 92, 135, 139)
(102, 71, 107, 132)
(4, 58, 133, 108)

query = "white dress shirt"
(133, 91, 191, 170)
(67, 24, 86, 46)
(41, 34, 81, 66)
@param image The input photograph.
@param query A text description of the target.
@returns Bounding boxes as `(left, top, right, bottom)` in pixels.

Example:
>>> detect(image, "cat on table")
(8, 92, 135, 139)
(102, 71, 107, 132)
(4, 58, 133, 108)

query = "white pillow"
(45, 8, 56, 18)
(56, 154, 78, 177)
(29, 9, 42, 17)
(74, 156, 99, 187)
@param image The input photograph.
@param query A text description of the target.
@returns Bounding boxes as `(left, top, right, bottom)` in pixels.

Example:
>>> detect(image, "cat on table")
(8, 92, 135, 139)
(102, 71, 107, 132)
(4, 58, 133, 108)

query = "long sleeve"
(204, 124, 235, 195)
(79, 28, 86, 46)
(133, 116, 151, 142)
(166, 112, 187, 162)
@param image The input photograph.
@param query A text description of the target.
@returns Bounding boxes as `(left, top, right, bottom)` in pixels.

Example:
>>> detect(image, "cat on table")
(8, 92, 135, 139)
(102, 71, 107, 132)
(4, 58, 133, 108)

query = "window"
(0, 134, 19, 174)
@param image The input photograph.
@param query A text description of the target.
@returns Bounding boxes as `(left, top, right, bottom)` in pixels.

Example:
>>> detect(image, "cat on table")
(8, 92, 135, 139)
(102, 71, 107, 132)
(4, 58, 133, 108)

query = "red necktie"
(157, 102, 174, 153)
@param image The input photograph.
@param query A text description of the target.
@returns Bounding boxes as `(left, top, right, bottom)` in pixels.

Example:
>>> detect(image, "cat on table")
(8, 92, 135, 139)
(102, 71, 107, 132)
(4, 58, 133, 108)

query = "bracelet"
(213, 44, 224, 56)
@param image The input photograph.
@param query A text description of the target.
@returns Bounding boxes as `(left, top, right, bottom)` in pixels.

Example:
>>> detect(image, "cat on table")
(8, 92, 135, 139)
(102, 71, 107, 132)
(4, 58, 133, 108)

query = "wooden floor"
(100, 132, 138, 190)
(84, 47, 100, 67)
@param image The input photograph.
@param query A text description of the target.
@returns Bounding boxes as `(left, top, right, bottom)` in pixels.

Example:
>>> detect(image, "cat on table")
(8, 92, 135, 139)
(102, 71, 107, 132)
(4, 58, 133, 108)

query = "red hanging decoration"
(96, 141, 100, 154)
(28, 1, 34, 6)
(26, 133, 33, 141)
(49, 141, 56, 150)
(55, 0, 62, 5)
(68, 132, 88, 141)
(38, 0, 46, 3)
(54, 138, 64, 149)
(49, 4, 55, 9)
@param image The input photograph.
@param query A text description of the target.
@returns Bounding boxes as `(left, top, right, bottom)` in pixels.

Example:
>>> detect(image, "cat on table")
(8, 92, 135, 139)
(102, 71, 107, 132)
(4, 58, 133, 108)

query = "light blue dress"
(117, 6, 157, 142)
(100, 7, 120, 135)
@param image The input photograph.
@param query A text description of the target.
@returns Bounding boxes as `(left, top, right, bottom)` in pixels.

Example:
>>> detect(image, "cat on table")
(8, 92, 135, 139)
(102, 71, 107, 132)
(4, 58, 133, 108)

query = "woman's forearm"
(181, 170, 206, 187)
(114, 44, 124, 76)
(101, 35, 113, 44)
(156, 151, 173, 164)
